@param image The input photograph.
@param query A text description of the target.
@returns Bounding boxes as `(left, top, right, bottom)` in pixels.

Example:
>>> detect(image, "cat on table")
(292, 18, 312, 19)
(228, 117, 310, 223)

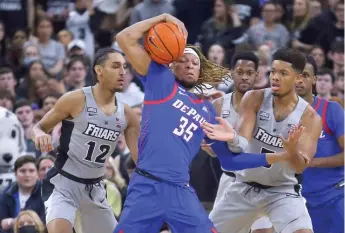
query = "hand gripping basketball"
(144, 14, 187, 64)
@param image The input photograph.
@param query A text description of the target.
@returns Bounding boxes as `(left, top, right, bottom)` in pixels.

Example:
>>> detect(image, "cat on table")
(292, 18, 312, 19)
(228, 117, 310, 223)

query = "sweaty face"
(316, 74, 333, 96)
(296, 63, 316, 97)
(97, 52, 127, 93)
(232, 60, 258, 93)
(172, 53, 200, 89)
(269, 60, 300, 97)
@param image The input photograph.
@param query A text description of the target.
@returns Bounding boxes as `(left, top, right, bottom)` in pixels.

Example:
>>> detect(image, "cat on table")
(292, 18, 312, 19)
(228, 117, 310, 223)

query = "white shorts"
(210, 181, 313, 233)
(42, 167, 117, 233)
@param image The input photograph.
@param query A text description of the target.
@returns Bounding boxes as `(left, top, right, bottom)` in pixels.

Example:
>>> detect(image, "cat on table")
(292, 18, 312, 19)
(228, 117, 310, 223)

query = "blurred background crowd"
(0, 0, 343, 232)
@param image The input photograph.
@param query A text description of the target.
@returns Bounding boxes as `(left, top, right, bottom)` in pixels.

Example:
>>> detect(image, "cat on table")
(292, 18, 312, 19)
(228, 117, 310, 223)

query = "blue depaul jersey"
(302, 96, 344, 206)
(137, 61, 217, 184)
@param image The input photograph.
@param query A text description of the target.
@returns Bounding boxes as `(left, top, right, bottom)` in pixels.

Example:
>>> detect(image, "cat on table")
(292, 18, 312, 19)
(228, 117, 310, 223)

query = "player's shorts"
(251, 216, 273, 231)
(213, 172, 235, 206)
(210, 181, 313, 233)
(114, 168, 217, 233)
(42, 167, 117, 233)
(307, 192, 344, 233)
(213, 173, 273, 232)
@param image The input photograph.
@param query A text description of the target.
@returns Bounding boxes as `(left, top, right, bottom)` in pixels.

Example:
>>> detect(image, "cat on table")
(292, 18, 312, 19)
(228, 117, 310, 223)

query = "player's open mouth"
(296, 85, 304, 90)
(271, 83, 280, 91)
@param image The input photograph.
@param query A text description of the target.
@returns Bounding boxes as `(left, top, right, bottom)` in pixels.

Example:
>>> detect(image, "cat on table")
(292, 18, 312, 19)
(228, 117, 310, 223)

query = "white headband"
(169, 48, 201, 68)
(183, 48, 200, 67)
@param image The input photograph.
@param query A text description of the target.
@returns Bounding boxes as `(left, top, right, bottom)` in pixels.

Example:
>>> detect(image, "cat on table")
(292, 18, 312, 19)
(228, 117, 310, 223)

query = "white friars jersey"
(56, 87, 127, 179)
(235, 88, 308, 186)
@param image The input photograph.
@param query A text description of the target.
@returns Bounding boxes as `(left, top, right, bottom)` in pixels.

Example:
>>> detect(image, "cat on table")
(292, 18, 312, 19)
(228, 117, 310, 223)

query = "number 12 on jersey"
(84, 141, 110, 164)
(173, 116, 198, 142)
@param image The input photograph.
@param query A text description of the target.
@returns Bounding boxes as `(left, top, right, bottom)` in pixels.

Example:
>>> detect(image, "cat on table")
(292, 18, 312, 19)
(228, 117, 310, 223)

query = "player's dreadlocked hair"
(186, 45, 230, 96)
(187, 45, 230, 85)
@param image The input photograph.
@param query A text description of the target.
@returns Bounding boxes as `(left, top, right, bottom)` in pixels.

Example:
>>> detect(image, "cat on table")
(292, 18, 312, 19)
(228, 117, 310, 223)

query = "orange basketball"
(144, 22, 186, 65)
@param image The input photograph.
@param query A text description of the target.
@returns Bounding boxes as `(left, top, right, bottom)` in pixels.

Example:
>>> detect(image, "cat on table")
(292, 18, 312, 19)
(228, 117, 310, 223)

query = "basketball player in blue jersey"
(202, 48, 322, 233)
(296, 56, 344, 233)
(115, 14, 301, 233)
(31, 48, 140, 233)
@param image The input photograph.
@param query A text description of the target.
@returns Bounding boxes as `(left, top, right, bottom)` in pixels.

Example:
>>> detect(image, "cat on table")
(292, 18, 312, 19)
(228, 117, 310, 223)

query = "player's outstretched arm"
(116, 14, 187, 76)
(309, 101, 344, 168)
(202, 90, 264, 153)
(287, 106, 322, 173)
(123, 105, 140, 163)
(31, 90, 85, 152)
(206, 140, 287, 171)
(204, 126, 303, 171)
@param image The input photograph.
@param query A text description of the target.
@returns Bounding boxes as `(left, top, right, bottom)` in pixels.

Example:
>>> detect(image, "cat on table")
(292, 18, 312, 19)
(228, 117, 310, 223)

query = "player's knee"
(47, 218, 73, 233)
(252, 228, 274, 233)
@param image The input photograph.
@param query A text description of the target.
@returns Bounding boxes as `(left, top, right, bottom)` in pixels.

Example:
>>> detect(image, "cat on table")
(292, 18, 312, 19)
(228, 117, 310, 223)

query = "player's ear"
(94, 65, 103, 77)
(312, 75, 317, 85)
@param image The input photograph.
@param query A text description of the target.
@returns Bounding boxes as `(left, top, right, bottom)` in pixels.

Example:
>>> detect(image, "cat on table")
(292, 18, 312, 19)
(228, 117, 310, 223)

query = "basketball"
(144, 22, 186, 65)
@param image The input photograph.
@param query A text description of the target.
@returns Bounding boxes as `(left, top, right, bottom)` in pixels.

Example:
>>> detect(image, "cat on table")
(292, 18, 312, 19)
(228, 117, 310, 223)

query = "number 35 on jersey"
(173, 116, 198, 142)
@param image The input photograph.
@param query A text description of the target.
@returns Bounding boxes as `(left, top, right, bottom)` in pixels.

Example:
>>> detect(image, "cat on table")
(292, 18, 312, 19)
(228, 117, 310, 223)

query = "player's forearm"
(210, 141, 285, 170)
(289, 151, 309, 173)
(116, 14, 167, 45)
(308, 152, 344, 168)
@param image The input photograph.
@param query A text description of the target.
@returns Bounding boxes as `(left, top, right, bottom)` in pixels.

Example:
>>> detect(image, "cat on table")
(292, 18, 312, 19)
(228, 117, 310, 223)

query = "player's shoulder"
(302, 104, 322, 124)
(327, 99, 344, 112)
(60, 88, 86, 103)
(242, 89, 265, 106)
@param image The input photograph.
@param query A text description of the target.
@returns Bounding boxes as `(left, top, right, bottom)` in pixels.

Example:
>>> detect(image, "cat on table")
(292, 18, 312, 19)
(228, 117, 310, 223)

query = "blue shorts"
(114, 172, 217, 233)
(307, 194, 344, 233)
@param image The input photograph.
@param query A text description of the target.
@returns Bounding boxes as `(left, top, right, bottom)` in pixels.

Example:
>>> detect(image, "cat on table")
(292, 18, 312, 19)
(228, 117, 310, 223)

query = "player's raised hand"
(201, 117, 236, 141)
(33, 132, 54, 153)
(281, 126, 309, 163)
(164, 14, 188, 40)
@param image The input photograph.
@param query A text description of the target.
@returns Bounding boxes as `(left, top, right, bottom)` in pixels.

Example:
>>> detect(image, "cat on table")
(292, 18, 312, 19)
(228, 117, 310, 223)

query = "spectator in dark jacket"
(0, 156, 45, 233)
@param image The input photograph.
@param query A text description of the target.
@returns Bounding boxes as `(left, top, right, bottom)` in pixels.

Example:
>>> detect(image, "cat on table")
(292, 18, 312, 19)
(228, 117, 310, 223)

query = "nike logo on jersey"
(319, 130, 326, 139)
(83, 123, 121, 141)
(172, 99, 207, 125)
(178, 91, 188, 96)
(254, 127, 283, 148)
